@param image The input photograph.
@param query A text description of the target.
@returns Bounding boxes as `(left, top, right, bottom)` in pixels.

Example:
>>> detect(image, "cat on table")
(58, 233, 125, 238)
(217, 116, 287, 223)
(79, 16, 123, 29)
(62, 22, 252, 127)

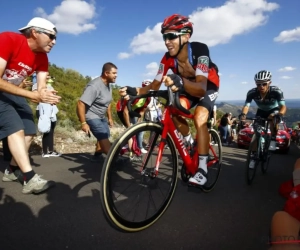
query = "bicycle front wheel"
(100, 121, 178, 232)
(261, 137, 271, 174)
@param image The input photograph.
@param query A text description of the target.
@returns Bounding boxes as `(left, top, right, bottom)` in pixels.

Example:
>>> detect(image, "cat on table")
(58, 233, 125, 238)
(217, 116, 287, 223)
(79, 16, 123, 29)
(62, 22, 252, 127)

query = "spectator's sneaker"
(22, 174, 55, 194)
(268, 140, 276, 151)
(130, 155, 143, 162)
(90, 153, 105, 162)
(42, 153, 50, 158)
(2, 168, 18, 182)
(141, 148, 148, 154)
(48, 151, 62, 157)
(188, 169, 207, 186)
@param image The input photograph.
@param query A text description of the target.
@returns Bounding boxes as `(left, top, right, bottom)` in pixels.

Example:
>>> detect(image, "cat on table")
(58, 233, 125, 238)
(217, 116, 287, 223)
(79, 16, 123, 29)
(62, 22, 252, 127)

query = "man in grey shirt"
(77, 62, 116, 160)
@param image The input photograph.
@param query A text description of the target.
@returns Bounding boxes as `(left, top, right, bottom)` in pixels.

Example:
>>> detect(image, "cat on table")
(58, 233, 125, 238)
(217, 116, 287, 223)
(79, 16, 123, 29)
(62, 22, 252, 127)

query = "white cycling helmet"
(254, 70, 272, 81)
(142, 79, 152, 87)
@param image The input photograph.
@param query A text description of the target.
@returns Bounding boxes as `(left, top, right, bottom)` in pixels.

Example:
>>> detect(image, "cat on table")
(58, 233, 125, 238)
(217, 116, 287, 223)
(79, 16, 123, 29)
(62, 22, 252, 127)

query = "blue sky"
(1, 0, 300, 101)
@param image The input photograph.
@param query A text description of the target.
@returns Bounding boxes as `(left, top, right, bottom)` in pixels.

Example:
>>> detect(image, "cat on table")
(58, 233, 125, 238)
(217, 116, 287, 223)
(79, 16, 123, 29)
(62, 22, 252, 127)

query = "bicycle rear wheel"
(202, 129, 223, 192)
(246, 135, 259, 185)
(100, 121, 178, 232)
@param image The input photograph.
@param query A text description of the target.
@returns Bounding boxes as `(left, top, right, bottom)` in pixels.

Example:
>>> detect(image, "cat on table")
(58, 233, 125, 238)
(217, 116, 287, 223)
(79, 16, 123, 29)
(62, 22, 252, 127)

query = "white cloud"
(274, 27, 300, 43)
(229, 74, 237, 78)
(117, 52, 132, 59)
(35, 0, 98, 35)
(218, 72, 223, 76)
(120, 0, 279, 57)
(281, 76, 292, 79)
(144, 62, 159, 77)
(241, 81, 248, 84)
(278, 66, 296, 72)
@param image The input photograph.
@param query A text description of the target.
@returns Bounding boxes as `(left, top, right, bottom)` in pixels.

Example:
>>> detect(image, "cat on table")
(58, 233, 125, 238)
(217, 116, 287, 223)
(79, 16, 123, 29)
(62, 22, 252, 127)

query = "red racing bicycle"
(100, 88, 222, 232)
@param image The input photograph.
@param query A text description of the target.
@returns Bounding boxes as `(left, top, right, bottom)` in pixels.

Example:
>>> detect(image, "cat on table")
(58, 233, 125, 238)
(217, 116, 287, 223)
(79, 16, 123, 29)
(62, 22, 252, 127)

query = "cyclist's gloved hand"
(274, 113, 283, 123)
(168, 74, 184, 92)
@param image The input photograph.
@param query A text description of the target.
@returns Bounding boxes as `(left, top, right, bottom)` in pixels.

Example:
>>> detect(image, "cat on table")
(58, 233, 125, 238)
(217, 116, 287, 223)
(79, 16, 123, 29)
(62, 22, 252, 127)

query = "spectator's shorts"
(87, 118, 110, 141)
(0, 93, 36, 140)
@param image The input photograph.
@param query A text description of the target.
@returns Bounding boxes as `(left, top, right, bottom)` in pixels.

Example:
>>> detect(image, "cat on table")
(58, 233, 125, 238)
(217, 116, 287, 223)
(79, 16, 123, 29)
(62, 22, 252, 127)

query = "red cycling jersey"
(154, 42, 219, 88)
(0, 32, 48, 86)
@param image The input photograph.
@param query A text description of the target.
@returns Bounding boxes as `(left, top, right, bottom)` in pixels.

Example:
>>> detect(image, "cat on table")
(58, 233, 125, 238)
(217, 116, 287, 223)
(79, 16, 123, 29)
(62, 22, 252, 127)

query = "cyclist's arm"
(182, 75, 206, 98)
(183, 44, 212, 98)
(278, 105, 286, 116)
(276, 88, 286, 116)
(241, 90, 253, 116)
(137, 79, 161, 95)
(138, 56, 171, 95)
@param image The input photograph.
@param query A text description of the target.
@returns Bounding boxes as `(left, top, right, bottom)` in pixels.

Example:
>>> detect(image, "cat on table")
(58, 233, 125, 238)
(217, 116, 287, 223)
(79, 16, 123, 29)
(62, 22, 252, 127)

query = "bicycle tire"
(202, 129, 223, 192)
(100, 121, 178, 232)
(246, 135, 259, 185)
(261, 136, 271, 174)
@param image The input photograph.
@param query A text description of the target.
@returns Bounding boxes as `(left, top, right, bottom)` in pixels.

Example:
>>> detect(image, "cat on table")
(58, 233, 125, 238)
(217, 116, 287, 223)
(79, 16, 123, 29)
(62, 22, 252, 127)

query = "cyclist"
(120, 14, 220, 186)
(116, 80, 152, 155)
(239, 70, 286, 167)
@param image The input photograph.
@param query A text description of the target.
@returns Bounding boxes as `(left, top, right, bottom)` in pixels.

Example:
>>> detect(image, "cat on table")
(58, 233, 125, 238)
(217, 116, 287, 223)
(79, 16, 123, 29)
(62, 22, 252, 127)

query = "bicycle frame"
(150, 101, 219, 177)
(249, 117, 271, 148)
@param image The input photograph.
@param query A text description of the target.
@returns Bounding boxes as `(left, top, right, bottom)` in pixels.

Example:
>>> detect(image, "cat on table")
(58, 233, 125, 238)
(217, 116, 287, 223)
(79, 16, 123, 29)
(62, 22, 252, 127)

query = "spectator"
(77, 62, 117, 162)
(116, 80, 152, 154)
(270, 158, 300, 249)
(0, 17, 60, 194)
(33, 74, 61, 157)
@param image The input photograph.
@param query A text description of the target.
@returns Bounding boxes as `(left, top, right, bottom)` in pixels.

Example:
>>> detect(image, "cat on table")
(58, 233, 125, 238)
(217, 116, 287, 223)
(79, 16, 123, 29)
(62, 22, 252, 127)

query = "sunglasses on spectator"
(38, 30, 57, 40)
(163, 32, 184, 41)
(256, 82, 268, 87)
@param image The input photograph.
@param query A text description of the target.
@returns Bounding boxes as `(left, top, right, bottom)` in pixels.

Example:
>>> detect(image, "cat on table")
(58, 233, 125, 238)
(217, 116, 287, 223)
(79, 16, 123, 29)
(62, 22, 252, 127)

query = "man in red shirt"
(0, 17, 61, 194)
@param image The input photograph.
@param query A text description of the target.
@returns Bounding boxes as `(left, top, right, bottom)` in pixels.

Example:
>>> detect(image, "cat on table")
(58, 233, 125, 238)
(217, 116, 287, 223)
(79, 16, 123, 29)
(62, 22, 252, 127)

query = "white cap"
(19, 17, 57, 33)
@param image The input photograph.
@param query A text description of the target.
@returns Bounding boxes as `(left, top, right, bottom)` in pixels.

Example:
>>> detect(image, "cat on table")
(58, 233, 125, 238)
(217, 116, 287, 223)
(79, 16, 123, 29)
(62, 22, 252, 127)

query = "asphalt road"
(0, 144, 299, 250)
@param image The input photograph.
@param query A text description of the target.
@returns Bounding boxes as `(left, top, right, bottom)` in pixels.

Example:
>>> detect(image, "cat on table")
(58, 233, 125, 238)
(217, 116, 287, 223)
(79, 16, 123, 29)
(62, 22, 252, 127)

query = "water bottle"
(261, 137, 265, 151)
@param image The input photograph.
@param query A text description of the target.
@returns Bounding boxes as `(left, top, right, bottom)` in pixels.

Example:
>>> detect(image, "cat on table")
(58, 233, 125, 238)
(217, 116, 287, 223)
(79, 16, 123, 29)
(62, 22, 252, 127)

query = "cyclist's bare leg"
(188, 106, 209, 186)
(171, 98, 190, 137)
(194, 106, 209, 156)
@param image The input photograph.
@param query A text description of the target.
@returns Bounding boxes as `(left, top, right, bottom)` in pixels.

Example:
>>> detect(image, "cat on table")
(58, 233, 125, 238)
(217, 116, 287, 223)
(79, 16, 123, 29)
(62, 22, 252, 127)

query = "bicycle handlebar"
(126, 87, 191, 117)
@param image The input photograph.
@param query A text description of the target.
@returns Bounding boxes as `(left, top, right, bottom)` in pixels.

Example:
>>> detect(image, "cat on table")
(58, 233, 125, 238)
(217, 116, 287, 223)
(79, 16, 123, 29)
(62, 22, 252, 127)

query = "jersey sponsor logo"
(18, 62, 32, 71)
(197, 56, 209, 73)
(158, 63, 164, 75)
(155, 63, 164, 82)
(208, 91, 218, 101)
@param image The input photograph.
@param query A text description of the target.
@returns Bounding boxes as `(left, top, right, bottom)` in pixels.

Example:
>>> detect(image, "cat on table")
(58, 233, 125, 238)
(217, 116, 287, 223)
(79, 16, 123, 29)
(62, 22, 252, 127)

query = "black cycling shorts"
(180, 81, 219, 113)
(256, 107, 279, 119)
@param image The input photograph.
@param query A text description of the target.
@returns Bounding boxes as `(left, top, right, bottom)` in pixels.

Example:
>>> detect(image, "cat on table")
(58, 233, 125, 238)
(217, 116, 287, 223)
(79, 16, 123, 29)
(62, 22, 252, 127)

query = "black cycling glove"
(168, 74, 184, 92)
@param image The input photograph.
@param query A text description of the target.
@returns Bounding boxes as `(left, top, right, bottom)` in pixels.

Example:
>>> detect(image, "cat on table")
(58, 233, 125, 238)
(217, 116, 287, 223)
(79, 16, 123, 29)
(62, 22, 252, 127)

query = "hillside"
(217, 102, 300, 127)
(25, 63, 299, 129)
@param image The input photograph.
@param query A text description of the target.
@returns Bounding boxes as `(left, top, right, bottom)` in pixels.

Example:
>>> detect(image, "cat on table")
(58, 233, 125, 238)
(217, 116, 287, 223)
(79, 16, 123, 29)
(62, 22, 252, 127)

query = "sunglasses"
(39, 31, 57, 40)
(256, 83, 268, 87)
(162, 32, 184, 41)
